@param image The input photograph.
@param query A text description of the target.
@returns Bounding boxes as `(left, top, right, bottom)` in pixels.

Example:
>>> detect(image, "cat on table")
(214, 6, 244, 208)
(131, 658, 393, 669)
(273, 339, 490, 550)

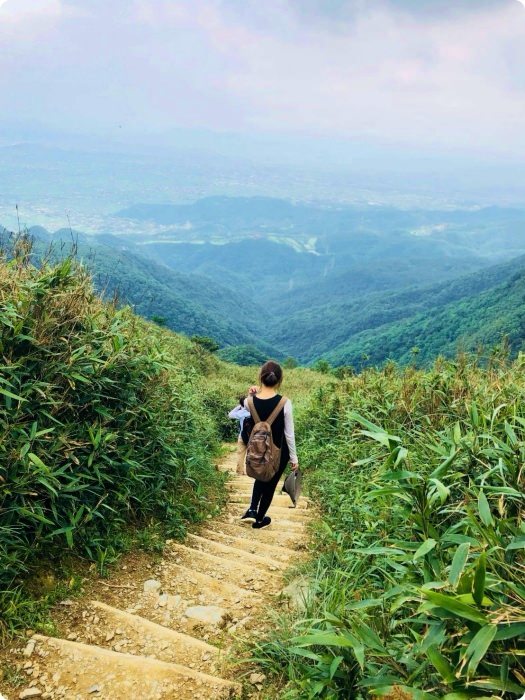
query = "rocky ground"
(1, 449, 314, 699)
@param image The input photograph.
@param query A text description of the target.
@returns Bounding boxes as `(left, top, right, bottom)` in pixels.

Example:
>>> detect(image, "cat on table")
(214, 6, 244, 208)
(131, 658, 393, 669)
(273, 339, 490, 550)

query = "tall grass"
(0, 250, 233, 637)
(254, 355, 525, 699)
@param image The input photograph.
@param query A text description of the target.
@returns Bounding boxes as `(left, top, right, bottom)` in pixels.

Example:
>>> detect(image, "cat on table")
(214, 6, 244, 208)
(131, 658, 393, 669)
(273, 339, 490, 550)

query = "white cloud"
(0, 0, 62, 17)
(0, 0, 524, 156)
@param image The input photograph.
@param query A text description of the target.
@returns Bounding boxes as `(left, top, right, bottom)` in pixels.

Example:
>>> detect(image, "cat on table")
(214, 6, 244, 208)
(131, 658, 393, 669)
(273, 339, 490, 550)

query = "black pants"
(249, 463, 287, 520)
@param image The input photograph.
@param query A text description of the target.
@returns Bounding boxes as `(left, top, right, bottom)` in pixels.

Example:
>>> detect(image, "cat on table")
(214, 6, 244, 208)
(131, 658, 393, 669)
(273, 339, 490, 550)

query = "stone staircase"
(11, 450, 313, 700)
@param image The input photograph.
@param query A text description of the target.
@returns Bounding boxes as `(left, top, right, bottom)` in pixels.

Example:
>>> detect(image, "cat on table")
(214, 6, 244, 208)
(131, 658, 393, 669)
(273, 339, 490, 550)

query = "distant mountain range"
(3, 196, 525, 367)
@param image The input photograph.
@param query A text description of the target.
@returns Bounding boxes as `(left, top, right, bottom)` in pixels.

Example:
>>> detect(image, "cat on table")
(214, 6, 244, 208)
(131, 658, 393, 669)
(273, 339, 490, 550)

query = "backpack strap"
(266, 396, 288, 426)
(246, 395, 261, 423)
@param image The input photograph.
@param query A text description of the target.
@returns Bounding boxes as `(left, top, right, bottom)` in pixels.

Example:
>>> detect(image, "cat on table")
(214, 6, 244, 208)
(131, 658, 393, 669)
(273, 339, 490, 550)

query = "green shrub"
(0, 256, 230, 636)
(255, 356, 525, 699)
(191, 335, 220, 353)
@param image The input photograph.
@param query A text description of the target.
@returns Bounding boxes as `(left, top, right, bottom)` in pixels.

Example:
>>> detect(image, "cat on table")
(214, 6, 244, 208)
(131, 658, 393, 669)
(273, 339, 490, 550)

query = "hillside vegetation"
(21, 227, 273, 351)
(256, 356, 525, 699)
(321, 264, 525, 369)
(0, 249, 225, 635)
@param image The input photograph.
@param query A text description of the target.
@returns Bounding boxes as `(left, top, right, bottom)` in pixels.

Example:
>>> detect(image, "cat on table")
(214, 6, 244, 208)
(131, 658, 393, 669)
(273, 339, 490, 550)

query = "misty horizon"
(2, 0, 525, 229)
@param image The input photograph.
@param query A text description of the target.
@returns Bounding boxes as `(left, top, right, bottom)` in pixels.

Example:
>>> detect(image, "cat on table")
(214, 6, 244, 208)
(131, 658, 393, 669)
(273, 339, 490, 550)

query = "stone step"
(27, 634, 241, 700)
(124, 565, 262, 635)
(186, 534, 287, 571)
(228, 494, 309, 509)
(212, 519, 307, 549)
(166, 543, 281, 592)
(224, 508, 309, 530)
(198, 528, 301, 563)
(67, 601, 221, 674)
(125, 591, 243, 640)
(266, 505, 313, 521)
(225, 474, 254, 483)
(158, 560, 254, 602)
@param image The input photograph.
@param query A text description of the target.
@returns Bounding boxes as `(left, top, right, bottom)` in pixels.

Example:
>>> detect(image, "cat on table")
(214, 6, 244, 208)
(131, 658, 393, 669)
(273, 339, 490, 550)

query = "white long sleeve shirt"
(228, 405, 250, 435)
(283, 399, 298, 464)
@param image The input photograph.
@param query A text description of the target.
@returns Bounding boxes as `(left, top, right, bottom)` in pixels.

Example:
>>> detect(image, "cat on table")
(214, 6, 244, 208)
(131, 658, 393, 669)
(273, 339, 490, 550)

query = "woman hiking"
(240, 360, 299, 529)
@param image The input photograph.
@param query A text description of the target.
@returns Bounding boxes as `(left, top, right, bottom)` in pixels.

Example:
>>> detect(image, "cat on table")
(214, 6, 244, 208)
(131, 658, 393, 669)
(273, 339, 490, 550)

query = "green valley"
(3, 196, 525, 370)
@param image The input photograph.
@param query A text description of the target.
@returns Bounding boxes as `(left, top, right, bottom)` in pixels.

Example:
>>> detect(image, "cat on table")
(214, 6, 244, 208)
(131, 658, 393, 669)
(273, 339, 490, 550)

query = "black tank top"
(250, 394, 290, 467)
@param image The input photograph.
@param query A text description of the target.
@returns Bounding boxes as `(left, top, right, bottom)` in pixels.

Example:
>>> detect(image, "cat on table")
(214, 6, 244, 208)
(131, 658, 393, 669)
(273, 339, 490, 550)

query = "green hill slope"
(270, 253, 525, 363)
(323, 261, 525, 368)
(1, 226, 273, 353)
(0, 252, 233, 634)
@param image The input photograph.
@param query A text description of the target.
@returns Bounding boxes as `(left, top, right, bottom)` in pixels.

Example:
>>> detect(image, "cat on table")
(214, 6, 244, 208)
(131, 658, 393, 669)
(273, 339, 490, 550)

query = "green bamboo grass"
(0, 253, 231, 636)
(255, 356, 525, 699)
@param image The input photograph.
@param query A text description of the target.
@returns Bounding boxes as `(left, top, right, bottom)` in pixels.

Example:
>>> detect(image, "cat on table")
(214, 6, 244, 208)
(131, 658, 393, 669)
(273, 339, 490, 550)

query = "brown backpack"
(245, 395, 287, 482)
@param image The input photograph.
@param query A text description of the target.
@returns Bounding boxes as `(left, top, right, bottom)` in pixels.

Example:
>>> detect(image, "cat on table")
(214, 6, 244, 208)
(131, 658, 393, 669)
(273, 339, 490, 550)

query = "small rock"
(105, 631, 115, 642)
(249, 672, 266, 685)
(19, 689, 43, 699)
(66, 633, 78, 641)
(282, 576, 312, 611)
(87, 685, 101, 694)
(23, 640, 36, 658)
(166, 594, 181, 610)
(143, 579, 161, 594)
(157, 594, 168, 608)
(59, 599, 74, 606)
(183, 605, 226, 625)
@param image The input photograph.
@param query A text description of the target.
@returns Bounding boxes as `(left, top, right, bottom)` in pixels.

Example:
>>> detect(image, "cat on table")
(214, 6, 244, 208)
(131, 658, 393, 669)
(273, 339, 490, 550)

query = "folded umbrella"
(282, 469, 302, 507)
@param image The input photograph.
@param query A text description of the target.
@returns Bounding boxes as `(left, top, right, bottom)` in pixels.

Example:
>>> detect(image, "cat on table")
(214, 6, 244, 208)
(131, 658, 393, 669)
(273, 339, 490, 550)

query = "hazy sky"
(1, 0, 525, 157)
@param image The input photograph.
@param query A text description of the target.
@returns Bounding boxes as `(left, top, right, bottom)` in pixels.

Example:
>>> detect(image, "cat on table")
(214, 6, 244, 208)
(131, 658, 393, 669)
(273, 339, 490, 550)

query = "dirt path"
(6, 448, 314, 700)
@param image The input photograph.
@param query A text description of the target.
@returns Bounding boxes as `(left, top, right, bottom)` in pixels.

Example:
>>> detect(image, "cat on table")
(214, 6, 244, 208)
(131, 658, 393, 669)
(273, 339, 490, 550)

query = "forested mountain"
(0, 226, 274, 351)
(118, 197, 525, 298)
(115, 197, 525, 366)
(270, 253, 525, 363)
(322, 263, 525, 368)
(4, 196, 525, 369)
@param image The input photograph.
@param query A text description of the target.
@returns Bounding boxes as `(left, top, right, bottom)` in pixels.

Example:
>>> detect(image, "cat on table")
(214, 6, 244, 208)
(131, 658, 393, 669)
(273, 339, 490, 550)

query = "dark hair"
(259, 360, 283, 388)
(238, 394, 247, 406)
